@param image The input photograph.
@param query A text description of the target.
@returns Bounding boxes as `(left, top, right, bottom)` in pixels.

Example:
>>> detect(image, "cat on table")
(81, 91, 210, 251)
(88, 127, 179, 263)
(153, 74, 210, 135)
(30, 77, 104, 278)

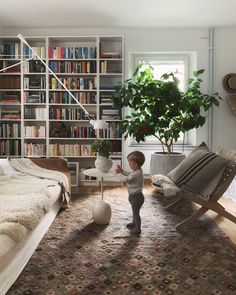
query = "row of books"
(49, 91, 96, 104)
(49, 61, 96, 74)
(0, 94, 20, 104)
(101, 114, 121, 120)
(67, 126, 96, 138)
(48, 46, 97, 59)
(100, 60, 122, 74)
(101, 108, 119, 115)
(24, 143, 46, 156)
(98, 123, 122, 138)
(23, 61, 45, 73)
(50, 77, 97, 90)
(49, 108, 87, 120)
(100, 92, 114, 104)
(24, 126, 46, 138)
(100, 108, 121, 119)
(24, 77, 46, 89)
(0, 140, 20, 156)
(0, 76, 21, 89)
(24, 92, 46, 103)
(49, 144, 96, 157)
(24, 108, 47, 120)
(0, 45, 121, 60)
(0, 110, 21, 119)
(101, 52, 121, 59)
(0, 43, 20, 59)
(0, 60, 20, 73)
(0, 123, 20, 138)
(23, 46, 46, 59)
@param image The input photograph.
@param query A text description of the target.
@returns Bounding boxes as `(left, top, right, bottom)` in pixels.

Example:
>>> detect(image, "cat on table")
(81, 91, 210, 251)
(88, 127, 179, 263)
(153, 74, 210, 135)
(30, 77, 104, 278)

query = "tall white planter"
(150, 152, 186, 177)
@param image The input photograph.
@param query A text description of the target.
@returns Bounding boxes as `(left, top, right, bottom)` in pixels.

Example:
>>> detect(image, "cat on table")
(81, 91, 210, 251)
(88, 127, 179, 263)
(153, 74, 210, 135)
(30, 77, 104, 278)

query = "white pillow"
(0, 159, 16, 176)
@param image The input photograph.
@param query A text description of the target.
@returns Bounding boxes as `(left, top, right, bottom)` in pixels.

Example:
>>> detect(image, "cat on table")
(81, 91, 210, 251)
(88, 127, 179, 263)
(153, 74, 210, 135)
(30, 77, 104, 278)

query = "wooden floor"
(72, 180, 236, 244)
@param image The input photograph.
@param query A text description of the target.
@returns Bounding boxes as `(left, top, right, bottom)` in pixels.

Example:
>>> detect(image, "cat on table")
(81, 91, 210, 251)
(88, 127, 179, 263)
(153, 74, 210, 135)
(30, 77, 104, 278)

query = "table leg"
(101, 177, 104, 200)
(93, 177, 112, 225)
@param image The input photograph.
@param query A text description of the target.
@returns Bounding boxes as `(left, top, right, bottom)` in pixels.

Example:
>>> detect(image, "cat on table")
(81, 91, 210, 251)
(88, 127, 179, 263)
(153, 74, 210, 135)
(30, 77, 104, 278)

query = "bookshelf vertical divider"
(45, 37, 50, 158)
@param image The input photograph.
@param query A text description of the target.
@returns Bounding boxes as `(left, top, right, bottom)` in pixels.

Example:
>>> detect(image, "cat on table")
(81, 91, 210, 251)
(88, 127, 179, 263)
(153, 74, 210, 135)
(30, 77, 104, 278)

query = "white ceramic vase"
(95, 156, 113, 173)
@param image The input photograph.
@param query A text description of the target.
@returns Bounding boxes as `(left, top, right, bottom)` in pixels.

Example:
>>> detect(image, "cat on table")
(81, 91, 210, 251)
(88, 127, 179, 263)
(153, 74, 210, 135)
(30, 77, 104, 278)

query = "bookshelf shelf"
(0, 35, 123, 184)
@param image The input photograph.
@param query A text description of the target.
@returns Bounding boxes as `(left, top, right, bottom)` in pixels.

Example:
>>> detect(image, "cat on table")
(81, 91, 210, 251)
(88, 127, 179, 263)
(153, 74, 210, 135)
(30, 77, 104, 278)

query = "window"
(129, 52, 196, 146)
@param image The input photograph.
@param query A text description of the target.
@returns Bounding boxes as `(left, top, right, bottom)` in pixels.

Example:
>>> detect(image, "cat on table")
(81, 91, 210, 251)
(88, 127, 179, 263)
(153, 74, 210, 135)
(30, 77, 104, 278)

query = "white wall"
(2, 26, 236, 173)
(214, 27, 236, 150)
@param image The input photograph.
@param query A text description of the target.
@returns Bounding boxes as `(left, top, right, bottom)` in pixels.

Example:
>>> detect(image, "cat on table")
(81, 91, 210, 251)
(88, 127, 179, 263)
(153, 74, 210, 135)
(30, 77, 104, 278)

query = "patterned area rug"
(8, 191, 236, 295)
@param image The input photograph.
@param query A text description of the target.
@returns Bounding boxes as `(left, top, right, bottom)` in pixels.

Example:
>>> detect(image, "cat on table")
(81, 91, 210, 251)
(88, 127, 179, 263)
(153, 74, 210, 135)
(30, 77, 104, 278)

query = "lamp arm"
(17, 34, 91, 118)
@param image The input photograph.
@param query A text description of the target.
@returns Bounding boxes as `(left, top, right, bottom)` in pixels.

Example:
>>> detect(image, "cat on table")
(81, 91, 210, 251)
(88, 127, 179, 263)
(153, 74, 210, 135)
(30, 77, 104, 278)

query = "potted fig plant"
(112, 62, 222, 175)
(92, 139, 113, 172)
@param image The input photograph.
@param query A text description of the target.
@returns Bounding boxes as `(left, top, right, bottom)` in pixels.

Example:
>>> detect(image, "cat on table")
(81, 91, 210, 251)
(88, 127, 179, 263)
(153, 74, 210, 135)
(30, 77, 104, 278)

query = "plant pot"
(95, 156, 113, 173)
(150, 152, 186, 177)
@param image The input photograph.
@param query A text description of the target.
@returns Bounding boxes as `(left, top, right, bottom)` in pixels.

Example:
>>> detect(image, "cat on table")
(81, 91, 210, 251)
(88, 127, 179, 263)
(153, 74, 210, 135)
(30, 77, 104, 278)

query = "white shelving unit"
(0, 35, 124, 185)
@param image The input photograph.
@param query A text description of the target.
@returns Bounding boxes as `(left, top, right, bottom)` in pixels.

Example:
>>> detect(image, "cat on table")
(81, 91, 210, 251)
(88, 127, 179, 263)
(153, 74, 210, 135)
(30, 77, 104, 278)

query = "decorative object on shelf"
(50, 122, 68, 138)
(112, 62, 222, 175)
(223, 73, 236, 93)
(92, 139, 112, 172)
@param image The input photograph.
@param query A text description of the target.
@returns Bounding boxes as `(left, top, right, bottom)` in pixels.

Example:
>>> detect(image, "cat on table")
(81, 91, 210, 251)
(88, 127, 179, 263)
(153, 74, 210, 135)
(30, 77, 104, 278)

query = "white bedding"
(0, 187, 62, 295)
(0, 158, 68, 295)
(0, 184, 61, 261)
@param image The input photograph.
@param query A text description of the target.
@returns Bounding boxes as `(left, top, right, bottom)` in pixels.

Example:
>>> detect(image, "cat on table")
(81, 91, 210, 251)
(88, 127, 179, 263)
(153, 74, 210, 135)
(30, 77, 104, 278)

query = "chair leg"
(211, 204, 236, 224)
(165, 197, 183, 211)
(175, 206, 208, 231)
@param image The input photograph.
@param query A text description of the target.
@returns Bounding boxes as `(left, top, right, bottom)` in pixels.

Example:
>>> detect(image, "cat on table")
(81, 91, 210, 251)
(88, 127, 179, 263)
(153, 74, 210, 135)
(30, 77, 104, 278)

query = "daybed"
(0, 157, 71, 295)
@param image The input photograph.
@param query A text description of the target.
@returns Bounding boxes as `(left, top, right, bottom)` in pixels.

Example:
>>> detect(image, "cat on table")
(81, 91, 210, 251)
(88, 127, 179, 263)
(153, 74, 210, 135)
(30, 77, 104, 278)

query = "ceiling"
(1, 0, 236, 29)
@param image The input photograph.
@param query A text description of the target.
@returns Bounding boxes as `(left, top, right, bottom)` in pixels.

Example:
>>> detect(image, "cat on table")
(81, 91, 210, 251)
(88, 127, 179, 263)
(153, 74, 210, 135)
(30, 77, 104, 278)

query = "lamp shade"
(90, 120, 109, 129)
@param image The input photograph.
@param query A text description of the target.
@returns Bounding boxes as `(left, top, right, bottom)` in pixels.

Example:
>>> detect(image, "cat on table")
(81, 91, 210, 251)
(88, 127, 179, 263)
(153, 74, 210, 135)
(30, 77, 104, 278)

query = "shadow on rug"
(8, 192, 236, 295)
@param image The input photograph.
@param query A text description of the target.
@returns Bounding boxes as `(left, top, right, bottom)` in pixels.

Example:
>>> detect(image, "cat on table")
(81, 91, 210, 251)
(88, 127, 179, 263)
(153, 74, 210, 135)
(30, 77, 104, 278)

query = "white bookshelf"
(0, 35, 124, 185)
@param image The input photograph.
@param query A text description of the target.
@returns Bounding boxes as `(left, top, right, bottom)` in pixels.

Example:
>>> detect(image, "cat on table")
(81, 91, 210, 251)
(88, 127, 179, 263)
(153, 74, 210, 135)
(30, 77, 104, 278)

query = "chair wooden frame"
(164, 147, 236, 230)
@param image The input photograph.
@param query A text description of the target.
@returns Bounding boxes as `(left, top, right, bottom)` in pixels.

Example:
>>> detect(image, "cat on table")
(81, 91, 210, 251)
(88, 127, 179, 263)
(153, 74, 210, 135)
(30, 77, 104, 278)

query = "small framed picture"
(68, 162, 79, 187)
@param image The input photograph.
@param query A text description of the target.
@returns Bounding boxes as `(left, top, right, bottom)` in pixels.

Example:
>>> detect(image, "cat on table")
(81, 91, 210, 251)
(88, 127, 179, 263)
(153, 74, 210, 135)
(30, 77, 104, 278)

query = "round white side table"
(83, 168, 117, 225)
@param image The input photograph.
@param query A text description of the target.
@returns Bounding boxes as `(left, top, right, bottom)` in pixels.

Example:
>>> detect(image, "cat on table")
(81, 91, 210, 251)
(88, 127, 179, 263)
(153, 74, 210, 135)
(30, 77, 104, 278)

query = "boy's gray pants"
(128, 193, 144, 231)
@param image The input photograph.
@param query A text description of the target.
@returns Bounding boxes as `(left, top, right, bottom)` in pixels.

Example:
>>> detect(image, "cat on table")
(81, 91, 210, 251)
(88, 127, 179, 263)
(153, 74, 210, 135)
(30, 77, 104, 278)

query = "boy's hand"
(115, 164, 122, 173)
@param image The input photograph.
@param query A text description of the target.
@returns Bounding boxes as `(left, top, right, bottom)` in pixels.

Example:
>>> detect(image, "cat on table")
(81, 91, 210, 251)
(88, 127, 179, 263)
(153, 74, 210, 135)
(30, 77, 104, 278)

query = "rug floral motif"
(8, 192, 236, 295)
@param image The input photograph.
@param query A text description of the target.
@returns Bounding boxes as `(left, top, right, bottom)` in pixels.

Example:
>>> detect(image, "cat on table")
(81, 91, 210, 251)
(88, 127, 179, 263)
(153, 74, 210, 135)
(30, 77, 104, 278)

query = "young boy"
(115, 151, 145, 235)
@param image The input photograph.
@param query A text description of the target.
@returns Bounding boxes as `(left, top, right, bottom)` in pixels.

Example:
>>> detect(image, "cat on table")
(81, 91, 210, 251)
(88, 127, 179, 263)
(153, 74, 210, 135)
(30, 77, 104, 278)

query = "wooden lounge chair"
(164, 147, 236, 230)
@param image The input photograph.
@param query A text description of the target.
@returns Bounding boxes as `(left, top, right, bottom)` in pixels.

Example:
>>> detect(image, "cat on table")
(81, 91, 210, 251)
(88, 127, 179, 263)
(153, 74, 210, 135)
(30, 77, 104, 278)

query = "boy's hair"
(127, 151, 145, 167)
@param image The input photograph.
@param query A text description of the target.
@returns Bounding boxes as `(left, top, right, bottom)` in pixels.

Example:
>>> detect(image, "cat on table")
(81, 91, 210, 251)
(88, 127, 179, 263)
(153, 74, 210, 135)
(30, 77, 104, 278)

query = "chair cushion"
(168, 142, 230, 200)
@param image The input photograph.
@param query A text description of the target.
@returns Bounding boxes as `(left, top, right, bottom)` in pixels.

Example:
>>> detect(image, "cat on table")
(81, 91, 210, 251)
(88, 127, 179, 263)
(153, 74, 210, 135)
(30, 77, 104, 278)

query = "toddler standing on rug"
(115, 151, 145, 235)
